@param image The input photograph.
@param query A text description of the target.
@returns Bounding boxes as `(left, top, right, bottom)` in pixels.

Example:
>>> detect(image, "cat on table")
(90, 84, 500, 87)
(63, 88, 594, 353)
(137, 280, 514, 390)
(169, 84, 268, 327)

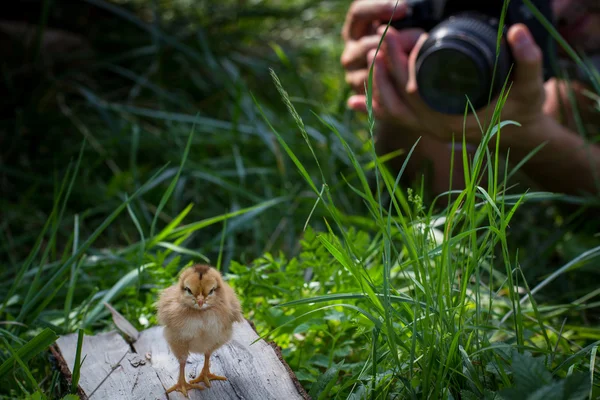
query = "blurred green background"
(1, 0, 360, 266)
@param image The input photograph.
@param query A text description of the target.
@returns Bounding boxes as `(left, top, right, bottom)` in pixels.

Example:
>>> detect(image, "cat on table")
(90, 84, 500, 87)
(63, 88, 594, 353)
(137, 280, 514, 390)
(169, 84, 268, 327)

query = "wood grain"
(133, 320, 306, 400)
(55, 319, 309, 400)
(56, 331, 166, 400)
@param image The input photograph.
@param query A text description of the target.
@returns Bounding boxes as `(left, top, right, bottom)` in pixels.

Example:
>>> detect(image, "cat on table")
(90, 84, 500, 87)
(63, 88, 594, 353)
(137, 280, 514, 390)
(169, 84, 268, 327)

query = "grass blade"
(70, 329, 85, 394)
(17, 164, 169, 322)
(0, 328, 58, 380)
(1, 338, 40, 392)
(277, 292, 426, 308)
(155, 242, 210, 263)
(168, 196, 291, 239)
(81, 263, 153, 328)
(150, 124, 194, 237)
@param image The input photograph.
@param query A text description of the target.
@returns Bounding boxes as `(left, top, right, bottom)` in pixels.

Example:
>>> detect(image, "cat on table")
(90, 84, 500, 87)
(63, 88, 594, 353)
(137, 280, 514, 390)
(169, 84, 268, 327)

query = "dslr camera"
(390, 0, 556, 114)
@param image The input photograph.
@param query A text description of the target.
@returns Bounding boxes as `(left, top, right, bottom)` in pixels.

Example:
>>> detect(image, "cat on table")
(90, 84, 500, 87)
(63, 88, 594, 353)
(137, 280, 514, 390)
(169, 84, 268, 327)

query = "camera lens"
(414, 13, 512, 115)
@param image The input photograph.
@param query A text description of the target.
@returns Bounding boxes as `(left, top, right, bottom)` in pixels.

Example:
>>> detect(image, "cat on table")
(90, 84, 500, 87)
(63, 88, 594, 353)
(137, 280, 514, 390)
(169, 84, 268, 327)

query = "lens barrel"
(414, 13, 512, 115)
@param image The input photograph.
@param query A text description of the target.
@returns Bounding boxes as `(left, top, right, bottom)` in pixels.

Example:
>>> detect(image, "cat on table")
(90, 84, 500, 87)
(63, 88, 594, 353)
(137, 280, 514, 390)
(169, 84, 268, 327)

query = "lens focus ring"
(414, 12, 512, 114)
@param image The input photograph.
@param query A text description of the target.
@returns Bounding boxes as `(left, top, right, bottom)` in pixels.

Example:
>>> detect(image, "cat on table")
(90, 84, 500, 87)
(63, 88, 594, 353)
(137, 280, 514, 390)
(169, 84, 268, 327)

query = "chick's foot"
(166, 380, 204, 397)
(190, 369, 227, 388)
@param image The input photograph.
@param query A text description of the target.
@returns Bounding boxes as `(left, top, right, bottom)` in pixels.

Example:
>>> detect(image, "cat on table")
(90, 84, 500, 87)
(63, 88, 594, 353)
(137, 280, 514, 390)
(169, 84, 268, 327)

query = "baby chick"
(157, 264, 243, 397)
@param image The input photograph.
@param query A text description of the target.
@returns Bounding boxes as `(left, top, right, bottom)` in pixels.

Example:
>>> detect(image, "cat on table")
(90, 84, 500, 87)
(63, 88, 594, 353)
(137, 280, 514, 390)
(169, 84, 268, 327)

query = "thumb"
(507, 24, 544, 90)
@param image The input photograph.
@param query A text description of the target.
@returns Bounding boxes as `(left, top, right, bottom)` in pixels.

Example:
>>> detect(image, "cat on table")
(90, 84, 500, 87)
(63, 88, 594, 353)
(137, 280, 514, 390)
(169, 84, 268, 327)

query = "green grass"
(1, 0, 599, 399)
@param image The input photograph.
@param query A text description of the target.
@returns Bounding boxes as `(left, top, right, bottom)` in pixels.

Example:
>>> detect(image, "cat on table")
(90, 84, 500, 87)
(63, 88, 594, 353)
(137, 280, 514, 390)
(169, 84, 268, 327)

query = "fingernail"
(367, 49, 377, 63)
(512, 27, 540, 62)
(514, 27, 532, 49)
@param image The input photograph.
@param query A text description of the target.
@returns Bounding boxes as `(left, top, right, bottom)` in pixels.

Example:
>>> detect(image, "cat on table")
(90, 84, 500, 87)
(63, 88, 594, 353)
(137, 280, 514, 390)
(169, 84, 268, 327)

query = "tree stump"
(53, 319, 309, 400)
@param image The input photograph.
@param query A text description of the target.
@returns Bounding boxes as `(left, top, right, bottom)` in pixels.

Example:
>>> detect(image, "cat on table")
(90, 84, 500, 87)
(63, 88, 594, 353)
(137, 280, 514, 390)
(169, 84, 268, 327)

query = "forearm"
(375, 121, 469, 194)
(375, 120, 426, 176)
(501, 116, 600, 196)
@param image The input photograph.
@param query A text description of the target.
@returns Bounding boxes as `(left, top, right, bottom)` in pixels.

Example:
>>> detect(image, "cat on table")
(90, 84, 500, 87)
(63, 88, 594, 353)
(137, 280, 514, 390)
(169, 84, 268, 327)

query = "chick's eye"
(184, 287, 192, 295)
(209, 288, 215, 295)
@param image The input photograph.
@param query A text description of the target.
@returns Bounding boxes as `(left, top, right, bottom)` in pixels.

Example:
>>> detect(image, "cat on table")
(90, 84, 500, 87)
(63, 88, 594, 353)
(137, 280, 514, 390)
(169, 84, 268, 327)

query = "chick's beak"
(196, 298, 204, 307)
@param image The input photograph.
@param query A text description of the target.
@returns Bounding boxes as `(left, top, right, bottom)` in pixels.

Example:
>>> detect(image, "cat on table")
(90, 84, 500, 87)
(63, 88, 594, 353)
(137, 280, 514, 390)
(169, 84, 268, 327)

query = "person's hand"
(357, 23, 550, 151)
(346, 25, 424, 127)
(543, 77, 600, 130)
(341, 0, 413, 95)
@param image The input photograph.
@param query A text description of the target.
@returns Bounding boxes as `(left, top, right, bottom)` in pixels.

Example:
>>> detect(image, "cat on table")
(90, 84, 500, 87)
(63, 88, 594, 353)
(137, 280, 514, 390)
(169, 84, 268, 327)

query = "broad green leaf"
(511, 352, 552, 395)
(309, 361, 343, 400)
(526, 381, 565, 400)
(562, 372, 591, 400)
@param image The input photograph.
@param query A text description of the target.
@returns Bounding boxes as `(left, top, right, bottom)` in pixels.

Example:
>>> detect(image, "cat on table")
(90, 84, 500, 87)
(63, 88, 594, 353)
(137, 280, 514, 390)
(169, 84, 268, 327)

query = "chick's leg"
(190, 353, 226, 387)
(166, 359, 204, 397)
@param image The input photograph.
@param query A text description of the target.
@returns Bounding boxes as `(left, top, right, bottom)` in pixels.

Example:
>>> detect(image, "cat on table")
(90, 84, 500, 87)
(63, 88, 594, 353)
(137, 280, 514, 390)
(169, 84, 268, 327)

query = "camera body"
(390, 0, 556, 114)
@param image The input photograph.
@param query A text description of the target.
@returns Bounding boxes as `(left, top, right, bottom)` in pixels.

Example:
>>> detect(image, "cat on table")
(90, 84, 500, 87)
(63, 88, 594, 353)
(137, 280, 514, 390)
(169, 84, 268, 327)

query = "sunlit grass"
(250, 61, 600, 396)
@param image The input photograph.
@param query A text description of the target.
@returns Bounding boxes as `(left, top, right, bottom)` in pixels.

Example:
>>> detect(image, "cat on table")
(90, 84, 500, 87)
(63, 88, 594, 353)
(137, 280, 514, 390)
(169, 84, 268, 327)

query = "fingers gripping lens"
(414, 12, 512, 115)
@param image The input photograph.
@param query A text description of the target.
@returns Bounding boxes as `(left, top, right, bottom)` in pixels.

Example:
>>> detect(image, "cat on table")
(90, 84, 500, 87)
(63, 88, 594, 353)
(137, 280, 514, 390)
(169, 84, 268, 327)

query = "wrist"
(494, 114, 554, 157)
(498, 114, 598, 168)
(375, 120, 424, 145)
(497, 115, 600, 195)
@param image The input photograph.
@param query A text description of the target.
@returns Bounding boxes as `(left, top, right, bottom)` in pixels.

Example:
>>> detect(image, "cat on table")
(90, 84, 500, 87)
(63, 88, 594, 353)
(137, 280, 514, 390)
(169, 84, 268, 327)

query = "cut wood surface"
(55, 331, 165, 400)
(55, 319, 309, 400)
